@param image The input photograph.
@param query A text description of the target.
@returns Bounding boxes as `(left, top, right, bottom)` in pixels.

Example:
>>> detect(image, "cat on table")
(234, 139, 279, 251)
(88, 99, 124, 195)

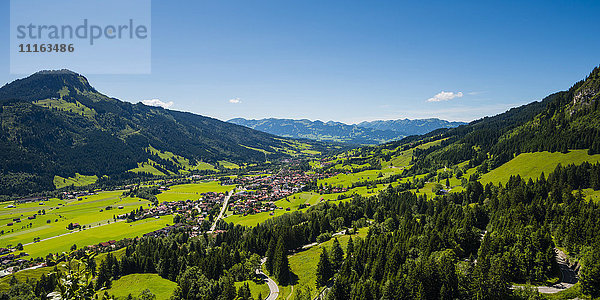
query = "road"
(257, 258, 279, 300)
(511, 248, 578, 294)
(209, 190, 233, 232)
(535, 248, 578, 293)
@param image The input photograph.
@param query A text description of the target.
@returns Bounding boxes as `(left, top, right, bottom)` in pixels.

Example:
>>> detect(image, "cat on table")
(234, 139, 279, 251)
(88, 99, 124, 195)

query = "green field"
(53, 173, 99, 189)
(21, 217, 171, 259)
(0, 191, 153, 249)
(129, 146, 216, 175)
(156, 181, 235, 202)
(480, 150, 600, 185)
(101, 273, 177, 300)
(381, 138, 446, 168)
(34, 97, 96, 119)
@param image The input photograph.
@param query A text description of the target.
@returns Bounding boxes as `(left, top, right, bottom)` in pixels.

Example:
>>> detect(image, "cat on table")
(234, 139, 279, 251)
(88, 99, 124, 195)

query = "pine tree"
(316, 248, 332, 287)
(273, 236, 290, 284)
(265, 237, 276, 274)
(581, 242, 600, 297)
(331, 238, 344, 271)
(346, 236, 354, 255)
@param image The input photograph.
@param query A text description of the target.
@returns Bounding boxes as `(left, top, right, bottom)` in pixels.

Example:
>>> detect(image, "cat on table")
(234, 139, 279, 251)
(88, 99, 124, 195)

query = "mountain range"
(0, 70, 335, 196)
(227, 118, 465, 144)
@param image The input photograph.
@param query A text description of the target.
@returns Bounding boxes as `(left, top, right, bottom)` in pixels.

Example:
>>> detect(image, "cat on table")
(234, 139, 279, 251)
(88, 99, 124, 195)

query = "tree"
(316, 248, 333, 287)
(581, 244, 600, 297)
(53, 252, 97, 300)
(237, 282, 252, 300)
(346, 237, 354, 255)
(432, 183, 444, 194)
(330, 238, 344, 271)
(273, 236, 290, 284)
(265, 237, 276, 274)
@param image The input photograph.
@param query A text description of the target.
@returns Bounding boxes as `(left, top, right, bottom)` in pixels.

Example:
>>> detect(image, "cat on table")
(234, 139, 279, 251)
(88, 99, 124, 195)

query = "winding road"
(257, 258, 279, 300)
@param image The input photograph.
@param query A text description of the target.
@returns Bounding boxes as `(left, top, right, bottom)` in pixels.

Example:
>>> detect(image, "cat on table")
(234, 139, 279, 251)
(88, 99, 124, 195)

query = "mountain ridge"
(0, 70, 335, 196)
(227, 117, 465, 145)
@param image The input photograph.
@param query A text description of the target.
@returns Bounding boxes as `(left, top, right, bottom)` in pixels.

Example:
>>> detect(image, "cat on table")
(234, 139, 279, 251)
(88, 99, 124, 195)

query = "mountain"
(377, 66, 600, 175)
(357, 118, 466, 136)
(227, 118, 465, 145)
(0, 70, 335, 196)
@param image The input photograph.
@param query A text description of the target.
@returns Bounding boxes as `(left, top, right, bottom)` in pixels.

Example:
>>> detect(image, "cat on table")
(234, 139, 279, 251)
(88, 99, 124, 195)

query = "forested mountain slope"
(0, 70, 333, 195)
(390, 66, 600, 176)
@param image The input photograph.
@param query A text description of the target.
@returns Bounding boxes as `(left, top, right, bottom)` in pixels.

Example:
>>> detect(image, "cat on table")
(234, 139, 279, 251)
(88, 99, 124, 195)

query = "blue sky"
(1, 0, 599, 123)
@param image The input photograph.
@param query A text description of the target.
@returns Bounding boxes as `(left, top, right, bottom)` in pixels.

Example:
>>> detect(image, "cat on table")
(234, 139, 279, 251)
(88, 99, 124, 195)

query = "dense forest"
(3, 161, 599, 299)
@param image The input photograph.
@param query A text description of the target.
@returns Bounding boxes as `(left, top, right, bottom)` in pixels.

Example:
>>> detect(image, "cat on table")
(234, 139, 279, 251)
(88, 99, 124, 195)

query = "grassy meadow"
(100, 273, 177, 299)
(53, 173, 99, 189)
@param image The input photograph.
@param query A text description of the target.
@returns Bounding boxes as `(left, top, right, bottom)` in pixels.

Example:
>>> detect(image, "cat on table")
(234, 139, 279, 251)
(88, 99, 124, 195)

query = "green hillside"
(480, 150, 600, 185)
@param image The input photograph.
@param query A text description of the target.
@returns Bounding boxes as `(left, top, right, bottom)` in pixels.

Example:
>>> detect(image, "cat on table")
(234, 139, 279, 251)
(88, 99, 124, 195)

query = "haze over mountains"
(228, 118, 466, 144)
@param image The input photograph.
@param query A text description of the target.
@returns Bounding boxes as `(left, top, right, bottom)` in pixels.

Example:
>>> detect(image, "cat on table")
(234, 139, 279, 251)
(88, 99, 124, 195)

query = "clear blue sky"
(1, 0, 599, 123)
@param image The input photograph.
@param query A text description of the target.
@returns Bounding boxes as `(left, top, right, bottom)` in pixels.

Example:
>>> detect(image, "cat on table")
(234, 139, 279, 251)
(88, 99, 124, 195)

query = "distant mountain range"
(227, 118, 466, 144)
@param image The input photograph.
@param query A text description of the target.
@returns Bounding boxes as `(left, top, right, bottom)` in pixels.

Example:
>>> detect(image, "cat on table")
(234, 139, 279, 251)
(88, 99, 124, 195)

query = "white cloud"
(229, 97, 242, 104)
(427, 91, 464, 102)
(141, 99, 174, 108)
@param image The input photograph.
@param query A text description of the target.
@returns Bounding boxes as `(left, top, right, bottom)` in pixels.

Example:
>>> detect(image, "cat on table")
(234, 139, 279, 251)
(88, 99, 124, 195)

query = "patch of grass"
(34, 97, 96, 118)
(235, 280, 270, 300)
(101, 273, 177, 300)
(53, 173, 99, 189)
(574, 188, 600, 203)
(146, 146, 216, 172)
(128, 160, 168, 176)
(224, 185, 385, 227)
(0, 248, 126, 292)
(218, 161, 240, 169)
(480, 150, 600, 185)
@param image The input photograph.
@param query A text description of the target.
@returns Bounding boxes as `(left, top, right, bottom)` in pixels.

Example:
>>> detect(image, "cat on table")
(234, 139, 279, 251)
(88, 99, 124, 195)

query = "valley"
(0, 68, 600, 300)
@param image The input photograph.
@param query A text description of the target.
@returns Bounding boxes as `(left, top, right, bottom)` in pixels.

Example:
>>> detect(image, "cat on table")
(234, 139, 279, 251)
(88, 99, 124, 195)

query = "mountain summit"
(0, 71, 331, 196)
